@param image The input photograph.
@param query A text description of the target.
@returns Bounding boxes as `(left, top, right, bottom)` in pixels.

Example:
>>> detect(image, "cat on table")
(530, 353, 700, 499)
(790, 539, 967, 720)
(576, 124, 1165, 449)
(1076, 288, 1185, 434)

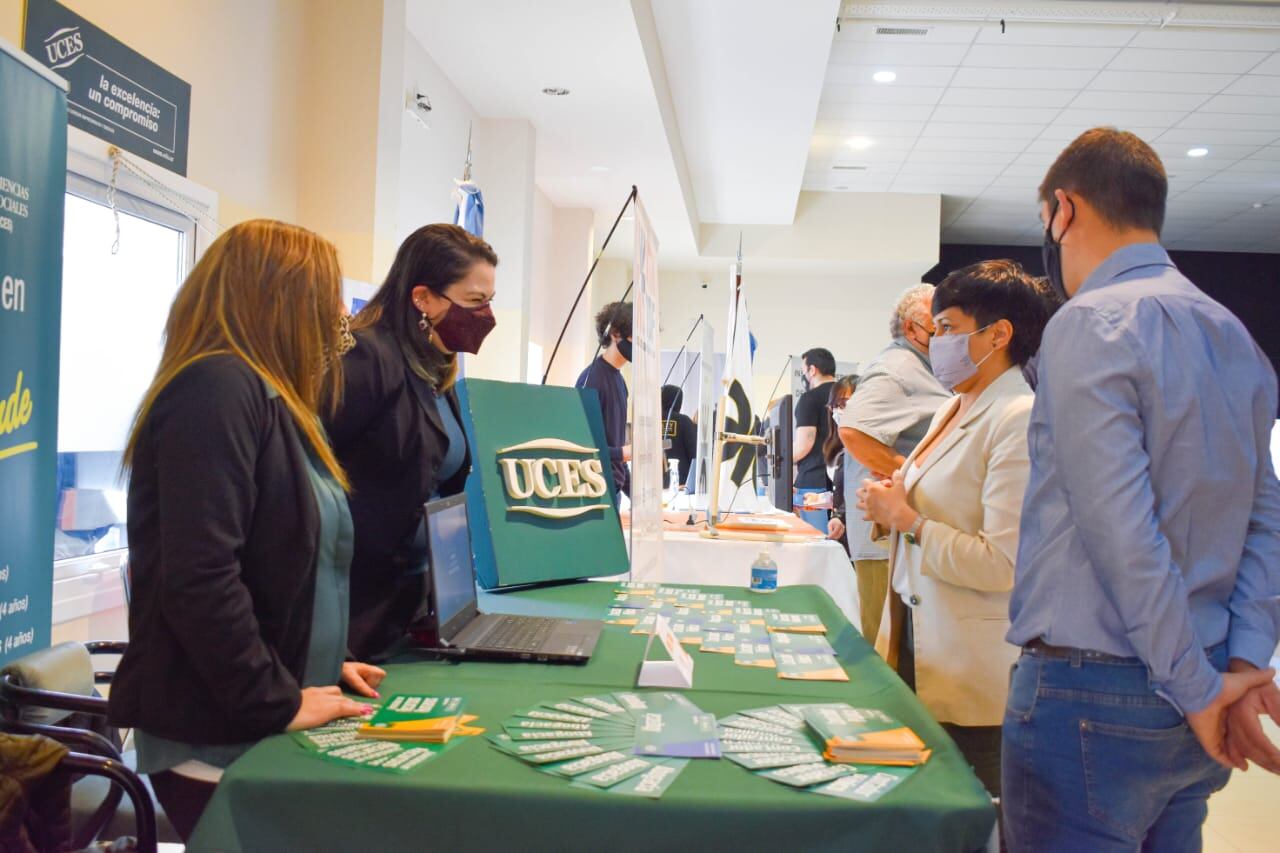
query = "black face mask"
(1042, 197, 1073, 303)
(617, 338, 633, 362)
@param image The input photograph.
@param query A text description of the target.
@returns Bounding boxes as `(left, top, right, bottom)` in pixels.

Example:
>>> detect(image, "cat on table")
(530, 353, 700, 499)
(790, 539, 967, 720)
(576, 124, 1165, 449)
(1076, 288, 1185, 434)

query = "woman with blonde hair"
(108, 220, 385, 838)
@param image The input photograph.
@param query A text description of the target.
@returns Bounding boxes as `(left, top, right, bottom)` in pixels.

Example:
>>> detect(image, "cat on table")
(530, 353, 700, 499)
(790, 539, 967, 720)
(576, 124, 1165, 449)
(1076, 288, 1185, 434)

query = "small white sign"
(637, 615, 694, 689)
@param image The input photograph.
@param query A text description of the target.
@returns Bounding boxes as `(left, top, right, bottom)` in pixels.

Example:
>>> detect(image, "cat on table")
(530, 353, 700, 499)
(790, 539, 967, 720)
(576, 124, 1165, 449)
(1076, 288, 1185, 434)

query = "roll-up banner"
(0, 36, 67, 665)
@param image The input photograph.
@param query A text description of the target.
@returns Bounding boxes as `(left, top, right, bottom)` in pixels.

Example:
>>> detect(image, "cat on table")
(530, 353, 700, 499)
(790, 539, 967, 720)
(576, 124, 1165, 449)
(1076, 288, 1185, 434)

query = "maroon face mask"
(433, 299, 496, 354)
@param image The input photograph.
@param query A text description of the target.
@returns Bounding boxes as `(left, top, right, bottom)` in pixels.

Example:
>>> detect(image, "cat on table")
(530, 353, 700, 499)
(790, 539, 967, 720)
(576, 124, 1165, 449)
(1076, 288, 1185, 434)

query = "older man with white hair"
(838, 284, 950, 642)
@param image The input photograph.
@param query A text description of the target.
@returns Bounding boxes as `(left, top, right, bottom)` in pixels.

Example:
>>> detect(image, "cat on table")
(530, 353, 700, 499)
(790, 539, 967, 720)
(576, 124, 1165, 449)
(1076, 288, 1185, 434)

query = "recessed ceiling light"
(542, 87, 570, 96)
(846, 136, 874, 150)
(1253, 202, 1268, 209)
(1187, 147, 1209, 157)
(872, 70, 897, 83)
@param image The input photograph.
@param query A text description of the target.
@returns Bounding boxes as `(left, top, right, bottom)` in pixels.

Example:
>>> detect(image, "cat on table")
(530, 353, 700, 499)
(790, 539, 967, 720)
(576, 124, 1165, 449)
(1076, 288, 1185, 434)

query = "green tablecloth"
(188, 582, 995, 852)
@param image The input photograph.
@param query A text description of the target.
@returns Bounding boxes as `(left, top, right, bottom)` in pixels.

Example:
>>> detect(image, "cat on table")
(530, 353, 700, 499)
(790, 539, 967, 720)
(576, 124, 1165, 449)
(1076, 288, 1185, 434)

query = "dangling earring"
(419, 310, 432, 335)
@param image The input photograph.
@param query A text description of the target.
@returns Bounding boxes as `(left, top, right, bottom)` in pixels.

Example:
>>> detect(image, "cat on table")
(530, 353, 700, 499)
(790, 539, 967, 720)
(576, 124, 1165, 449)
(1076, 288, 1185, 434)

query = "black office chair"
(0, 641, 167, 850)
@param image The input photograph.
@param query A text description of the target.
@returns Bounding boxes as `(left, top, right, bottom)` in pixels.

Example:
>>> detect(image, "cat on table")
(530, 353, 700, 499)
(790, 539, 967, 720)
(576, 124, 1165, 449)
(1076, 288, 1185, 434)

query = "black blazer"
(108, 356, 319, 744)
(325, 324, 470, 660)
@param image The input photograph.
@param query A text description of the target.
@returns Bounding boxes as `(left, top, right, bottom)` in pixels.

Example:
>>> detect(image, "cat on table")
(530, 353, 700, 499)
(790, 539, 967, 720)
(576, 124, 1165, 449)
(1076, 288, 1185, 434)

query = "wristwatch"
(904, 515, 927, 546)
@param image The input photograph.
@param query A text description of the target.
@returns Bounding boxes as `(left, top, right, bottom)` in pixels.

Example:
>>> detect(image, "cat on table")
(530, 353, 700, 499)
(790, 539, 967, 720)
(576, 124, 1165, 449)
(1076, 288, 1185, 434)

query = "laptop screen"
(425, 495, 479, 641)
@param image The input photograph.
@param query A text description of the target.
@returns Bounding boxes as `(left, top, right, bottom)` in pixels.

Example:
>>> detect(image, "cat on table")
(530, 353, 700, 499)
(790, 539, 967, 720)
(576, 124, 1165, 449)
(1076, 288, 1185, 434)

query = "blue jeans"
(1002, 643, 1231, 853)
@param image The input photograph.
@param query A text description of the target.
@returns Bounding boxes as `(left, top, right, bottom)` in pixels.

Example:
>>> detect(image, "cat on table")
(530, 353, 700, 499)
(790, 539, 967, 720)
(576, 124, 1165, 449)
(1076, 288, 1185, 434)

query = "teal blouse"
(135, 438, 353, 775)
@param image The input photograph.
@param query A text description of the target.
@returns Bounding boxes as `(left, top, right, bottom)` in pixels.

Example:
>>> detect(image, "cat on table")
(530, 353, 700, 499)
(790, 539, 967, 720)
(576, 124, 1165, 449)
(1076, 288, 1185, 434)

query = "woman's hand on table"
(827, 516, 845, 541)
(341, 661, 387, 699)
(858, 470, 918, 532)
(287, 685, 373, 731)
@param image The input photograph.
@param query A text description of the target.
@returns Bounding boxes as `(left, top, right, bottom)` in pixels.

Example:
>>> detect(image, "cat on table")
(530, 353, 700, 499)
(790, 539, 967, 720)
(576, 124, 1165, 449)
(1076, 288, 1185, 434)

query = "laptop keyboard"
(479, 616, 557, 652)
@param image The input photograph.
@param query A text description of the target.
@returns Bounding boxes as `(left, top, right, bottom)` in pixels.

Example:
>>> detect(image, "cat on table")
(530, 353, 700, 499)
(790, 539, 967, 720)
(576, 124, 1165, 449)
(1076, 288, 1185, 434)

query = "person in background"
(577, 302, 633, 496)
(793, 347, 837, 530)
(1004, 127, 1280, 851)
(326, 224, 497, 662)
(838, 285, 950, 642)
(108, 221, 383, 839)
(661, 384, 696, 490)
(823, 375, 858, 553)
(858, 260, 1052, 798)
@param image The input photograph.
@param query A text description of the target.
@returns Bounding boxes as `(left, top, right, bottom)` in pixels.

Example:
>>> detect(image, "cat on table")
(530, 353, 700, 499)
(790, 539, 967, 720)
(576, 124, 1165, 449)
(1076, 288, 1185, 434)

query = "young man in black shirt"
(576, 302, 632, 496)
(793, 347, 837, 529)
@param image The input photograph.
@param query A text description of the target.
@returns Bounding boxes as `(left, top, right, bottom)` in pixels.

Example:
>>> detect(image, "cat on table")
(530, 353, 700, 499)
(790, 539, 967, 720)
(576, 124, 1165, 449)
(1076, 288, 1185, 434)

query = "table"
(188, 582, 994, 853)
(646, 530, 860, 627)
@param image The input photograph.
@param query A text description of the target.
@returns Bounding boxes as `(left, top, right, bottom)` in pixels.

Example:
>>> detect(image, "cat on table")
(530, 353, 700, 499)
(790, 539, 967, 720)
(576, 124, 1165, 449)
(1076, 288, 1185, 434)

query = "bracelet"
(904, 515, 927, 546)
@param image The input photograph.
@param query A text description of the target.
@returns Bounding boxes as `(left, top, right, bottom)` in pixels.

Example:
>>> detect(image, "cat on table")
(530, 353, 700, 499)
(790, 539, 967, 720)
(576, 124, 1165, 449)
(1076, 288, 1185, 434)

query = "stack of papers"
(607, 583, 847, 682)
(358, 695, 471, 743)
(718, 704, 922, 802)
(488, 691, 720, 799)
(292, 696, 485, 774)
(802, 705, 931, 766)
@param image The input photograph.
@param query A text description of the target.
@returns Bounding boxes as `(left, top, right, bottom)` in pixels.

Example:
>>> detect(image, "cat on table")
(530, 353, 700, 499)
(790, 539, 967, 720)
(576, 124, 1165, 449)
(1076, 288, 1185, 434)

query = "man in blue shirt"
(577, 302, 632, 496)
(1004, 127, 1280, 851)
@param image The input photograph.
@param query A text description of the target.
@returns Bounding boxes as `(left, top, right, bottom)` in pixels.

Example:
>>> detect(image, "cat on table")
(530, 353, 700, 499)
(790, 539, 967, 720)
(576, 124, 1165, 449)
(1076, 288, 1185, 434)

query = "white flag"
(718, 264, 759, 511)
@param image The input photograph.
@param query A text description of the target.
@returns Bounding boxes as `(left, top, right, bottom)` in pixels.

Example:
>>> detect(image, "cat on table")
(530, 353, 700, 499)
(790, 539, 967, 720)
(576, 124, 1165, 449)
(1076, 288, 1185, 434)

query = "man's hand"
(341, 661, 387, 699)
(827, 517, 845, 541)
(1223, 661, 1280, 774)
(1186, 667, 1277, 770)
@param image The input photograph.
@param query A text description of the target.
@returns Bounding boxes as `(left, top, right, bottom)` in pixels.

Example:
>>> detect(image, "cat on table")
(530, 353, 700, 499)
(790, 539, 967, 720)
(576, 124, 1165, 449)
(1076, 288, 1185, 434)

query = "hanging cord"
(106, 146, 221, 253)
(541, 186, 638, 384)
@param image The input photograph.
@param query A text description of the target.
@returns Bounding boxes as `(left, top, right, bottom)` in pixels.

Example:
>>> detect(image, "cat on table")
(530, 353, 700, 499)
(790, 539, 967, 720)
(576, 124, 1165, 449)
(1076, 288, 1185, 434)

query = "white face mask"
(929, 324, 996, 391)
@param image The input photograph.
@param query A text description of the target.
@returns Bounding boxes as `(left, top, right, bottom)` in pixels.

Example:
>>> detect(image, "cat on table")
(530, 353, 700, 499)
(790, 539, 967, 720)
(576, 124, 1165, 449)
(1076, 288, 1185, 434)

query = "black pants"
(149, 770, 217, 841)
(897, 608, 1003, 798)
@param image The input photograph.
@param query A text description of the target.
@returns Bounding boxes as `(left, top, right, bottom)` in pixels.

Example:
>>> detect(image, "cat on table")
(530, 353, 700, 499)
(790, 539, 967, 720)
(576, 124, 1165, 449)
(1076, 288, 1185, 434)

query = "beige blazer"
(874, 367, 1032, 727)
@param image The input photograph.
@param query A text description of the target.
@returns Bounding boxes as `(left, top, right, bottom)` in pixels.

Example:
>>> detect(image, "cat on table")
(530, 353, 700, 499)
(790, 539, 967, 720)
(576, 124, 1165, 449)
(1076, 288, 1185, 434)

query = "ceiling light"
(1253, 202, 1268, 209)
(542, 87, 570, 96)
(846, 136, 874, 150)
(1187, 147, 1209, 158)
(872, 70, 897, 83)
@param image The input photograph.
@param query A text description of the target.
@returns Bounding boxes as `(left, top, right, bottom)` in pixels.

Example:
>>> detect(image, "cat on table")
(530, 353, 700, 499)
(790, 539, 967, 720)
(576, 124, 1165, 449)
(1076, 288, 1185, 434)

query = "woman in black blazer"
(327, 224, 499, 661)
(107, 220, 384, 839)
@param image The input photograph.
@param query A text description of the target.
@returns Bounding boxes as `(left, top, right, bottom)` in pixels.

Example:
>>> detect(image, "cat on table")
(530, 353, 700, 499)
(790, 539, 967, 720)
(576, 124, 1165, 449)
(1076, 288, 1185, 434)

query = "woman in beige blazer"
(858, 260, 1055, 797)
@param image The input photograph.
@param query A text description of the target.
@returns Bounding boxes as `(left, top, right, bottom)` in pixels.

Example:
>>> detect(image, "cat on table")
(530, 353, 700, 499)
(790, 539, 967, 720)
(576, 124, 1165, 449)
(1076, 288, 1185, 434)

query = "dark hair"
(823, 375, 858, 466)
(932, 260, 1053, 368)
(595, 302, 633, 345)
(354, 224, 497, 390)
(802, 347, 836, 377)
(1039, 127, 1167, 235)
(661, 384, 684, 419)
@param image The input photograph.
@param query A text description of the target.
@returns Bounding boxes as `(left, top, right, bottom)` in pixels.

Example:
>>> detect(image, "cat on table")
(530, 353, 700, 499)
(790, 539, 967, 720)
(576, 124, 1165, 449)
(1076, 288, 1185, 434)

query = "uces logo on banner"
(497, 438, 609, 520)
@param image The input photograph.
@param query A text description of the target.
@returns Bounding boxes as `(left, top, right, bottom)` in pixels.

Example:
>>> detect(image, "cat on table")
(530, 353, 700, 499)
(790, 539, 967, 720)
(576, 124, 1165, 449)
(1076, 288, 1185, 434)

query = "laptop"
(410, 493, 603, 663)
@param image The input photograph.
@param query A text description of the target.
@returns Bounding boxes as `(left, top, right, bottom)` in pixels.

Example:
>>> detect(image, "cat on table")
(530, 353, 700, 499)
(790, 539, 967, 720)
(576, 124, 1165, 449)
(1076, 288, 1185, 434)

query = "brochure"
(357, 695, 467, 743)
(802, 705, 931, 766)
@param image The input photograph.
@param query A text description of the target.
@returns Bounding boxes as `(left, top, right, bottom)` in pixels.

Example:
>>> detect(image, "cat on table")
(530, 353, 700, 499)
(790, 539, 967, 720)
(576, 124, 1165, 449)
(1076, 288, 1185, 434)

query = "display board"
(456, 378, 629, 589)
(23, 0, 191, 175)
(0, 37, 67, 665)
(629, 195, 663, 581)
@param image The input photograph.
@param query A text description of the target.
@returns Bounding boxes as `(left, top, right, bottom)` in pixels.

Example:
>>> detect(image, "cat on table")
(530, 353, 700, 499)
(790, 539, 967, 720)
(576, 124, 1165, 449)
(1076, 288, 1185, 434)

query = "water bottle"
(749, 550, 778, 594)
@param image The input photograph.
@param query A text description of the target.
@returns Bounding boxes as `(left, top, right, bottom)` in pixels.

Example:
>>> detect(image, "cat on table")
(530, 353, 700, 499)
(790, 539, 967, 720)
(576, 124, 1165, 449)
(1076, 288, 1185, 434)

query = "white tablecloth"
(631, 532, 860, 628)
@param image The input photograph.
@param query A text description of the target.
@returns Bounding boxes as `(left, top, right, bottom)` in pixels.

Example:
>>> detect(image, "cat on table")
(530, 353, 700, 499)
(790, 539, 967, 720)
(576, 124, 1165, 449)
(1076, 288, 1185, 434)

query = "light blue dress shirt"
(1008, 242, 1280, 715)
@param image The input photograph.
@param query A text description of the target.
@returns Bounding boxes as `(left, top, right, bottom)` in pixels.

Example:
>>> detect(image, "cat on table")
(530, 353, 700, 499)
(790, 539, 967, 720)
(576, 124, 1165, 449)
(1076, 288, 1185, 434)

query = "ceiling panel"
(951, 67, 1095, 89)
(1223, 75, 1280, 97)
(1070, 90, 1212, 111)
(1249, 53, 1280, 75)
(1129, 29, 1280, 52)
(820, 85, 944, 105)
(824, 64, 957, 87)
(1158, 127, 1279, 146)
(929, 105, 1062, 125)
(973, 23, 1133, 48)
(1198, 94, 1280, 114)
(1109, 48, 1269, 74)
(963, 44, 1120, 70)
(920, 121, 1046, 140)
(1176, 112, 1280, 131)
(910, 135, 1030, 153)
(940, 87, 1078, 108)
(1090, 70, 1239, 93)
(829, 41, 972, 67)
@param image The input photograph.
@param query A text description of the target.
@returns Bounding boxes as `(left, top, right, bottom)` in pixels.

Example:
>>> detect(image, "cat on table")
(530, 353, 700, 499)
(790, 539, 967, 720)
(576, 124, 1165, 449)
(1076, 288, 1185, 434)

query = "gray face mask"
(928, 325, 995, 391)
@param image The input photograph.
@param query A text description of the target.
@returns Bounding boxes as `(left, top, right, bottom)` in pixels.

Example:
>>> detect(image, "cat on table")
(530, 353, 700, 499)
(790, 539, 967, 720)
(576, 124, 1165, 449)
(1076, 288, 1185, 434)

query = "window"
(54, 174, 194, 583)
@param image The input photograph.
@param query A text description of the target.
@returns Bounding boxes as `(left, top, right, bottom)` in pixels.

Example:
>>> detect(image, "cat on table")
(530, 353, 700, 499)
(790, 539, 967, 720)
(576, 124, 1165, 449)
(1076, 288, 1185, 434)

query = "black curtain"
(924, 244, 1280, 414)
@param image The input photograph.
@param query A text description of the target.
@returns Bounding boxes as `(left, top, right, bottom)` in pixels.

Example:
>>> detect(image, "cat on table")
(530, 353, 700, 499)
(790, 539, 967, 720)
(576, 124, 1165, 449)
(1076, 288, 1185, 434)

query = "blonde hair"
(123, 219, 349, 488)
